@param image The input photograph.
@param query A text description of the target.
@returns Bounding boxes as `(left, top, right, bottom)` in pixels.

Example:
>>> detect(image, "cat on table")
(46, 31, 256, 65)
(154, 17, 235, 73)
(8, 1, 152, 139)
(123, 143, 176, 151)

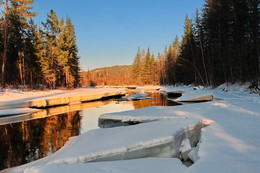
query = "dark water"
(0, 92, 179, 170)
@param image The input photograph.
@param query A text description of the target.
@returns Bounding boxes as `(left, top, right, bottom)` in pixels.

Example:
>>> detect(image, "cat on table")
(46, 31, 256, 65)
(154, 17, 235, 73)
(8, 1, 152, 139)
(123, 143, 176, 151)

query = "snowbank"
(0, 88, 126, 109)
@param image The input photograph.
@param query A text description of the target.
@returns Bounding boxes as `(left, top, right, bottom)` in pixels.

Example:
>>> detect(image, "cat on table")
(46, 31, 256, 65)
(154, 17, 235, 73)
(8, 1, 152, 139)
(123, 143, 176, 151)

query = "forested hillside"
(0, 0, 80, 89)
(81, 65, 132, 86)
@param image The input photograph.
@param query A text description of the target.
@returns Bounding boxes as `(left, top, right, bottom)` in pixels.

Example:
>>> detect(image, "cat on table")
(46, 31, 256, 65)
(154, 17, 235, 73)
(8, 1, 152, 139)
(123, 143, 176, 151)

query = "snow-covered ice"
(99, 106, 190, 128)
(0, 88, 125, 109)
(24, 158, 186, 173)
(114, 90, 152, 101)
(1, 83, 260, 173)
(6, 118, 210, 173)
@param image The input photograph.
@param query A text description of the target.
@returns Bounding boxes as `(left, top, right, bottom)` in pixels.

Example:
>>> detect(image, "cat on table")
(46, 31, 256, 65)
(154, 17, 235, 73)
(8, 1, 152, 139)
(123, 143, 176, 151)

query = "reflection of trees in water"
(132, 92, 180, 109)
(0, 111, 81, 170)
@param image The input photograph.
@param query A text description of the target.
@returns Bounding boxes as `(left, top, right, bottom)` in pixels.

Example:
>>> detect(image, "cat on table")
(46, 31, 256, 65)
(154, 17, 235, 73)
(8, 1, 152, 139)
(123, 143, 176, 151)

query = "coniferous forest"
(0, 0, 80, 89)
(0, 0, 259, 88)
(131, 0, 259, 87)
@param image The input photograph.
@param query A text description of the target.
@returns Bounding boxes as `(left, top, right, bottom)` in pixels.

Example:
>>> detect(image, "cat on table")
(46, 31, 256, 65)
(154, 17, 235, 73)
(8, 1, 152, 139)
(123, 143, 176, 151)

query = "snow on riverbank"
(1, 83, 260, 173)
(0, 88, 125, 110)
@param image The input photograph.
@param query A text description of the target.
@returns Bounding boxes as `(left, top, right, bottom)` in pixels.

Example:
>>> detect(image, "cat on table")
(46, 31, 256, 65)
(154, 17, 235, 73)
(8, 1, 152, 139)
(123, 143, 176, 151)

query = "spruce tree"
(41, 10, 61, 88)
(61, 17, 80, 88)
(2, 0, 37, 86)
(142, 48, 151, 84)
(131, 48, 142, 84)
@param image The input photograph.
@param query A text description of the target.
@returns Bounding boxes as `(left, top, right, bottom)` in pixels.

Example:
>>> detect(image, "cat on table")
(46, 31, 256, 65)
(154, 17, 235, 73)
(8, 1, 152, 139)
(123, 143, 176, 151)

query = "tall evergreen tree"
(142, 48, 151, 84)
(58, 17, 80, 88)
(177, 15, 196, 84)
(41, 10, 61, 88)
(1, 0, 37, 86)
(131, 47, 142, 84)
(1, 0, 9, 87)
(165, 36, 180, 84)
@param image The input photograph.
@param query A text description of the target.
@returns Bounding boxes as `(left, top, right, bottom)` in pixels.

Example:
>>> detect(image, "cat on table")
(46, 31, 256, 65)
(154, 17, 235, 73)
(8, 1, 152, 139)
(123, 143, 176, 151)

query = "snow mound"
(216, 82, 251, 93)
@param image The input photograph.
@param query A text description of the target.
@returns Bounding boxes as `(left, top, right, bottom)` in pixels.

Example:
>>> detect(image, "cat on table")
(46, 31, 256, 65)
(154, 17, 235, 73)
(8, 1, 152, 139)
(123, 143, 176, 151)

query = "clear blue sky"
(33, 0, 204, 71)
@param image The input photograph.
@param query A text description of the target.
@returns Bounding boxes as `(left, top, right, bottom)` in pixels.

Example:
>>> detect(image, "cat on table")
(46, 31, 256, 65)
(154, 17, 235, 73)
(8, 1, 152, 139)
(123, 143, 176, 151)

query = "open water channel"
(0, 91, 180, 170)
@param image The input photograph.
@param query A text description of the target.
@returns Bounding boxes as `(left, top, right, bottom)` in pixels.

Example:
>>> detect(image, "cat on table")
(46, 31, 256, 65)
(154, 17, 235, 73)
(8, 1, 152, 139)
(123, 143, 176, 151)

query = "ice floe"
(7, 118, 211, 173)
(114, 90, 152, 101)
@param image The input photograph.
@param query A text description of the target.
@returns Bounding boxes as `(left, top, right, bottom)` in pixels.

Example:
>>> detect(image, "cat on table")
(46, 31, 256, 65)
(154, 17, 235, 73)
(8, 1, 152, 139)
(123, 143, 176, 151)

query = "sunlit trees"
(41, 10, 61, 88)
(0, 2, 80, 88)
(131, 48, 142, 85)
(131, 48, 159, 85)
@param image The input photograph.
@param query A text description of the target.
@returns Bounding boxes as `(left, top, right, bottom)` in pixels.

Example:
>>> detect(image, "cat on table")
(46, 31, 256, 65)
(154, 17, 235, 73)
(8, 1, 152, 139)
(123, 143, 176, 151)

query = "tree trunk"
(2, 0, 9, 88)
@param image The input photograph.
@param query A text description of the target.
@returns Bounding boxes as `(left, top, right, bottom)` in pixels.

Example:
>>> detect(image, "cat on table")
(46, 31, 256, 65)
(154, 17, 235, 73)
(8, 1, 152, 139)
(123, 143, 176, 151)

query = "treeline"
(132, 0, 259, 86)
(0, 0, 80, 89)
(81, 65, 132, 86)
(131, 48, 160, 85)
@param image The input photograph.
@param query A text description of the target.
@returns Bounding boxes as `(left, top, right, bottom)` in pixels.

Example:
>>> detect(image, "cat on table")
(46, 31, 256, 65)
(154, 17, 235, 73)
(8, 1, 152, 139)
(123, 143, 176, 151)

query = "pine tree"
(60, 17, 80, 88)
(178, 15, 195, 84)
(142, 48, 151, 84)
(1, 0, 9, 87)
(24, 20, 42, 86)
(150, 54, 158, 85)
(41, 10, 61, 88)
(157, 52, 166, 85)
(1, 0, 37, 86)
(131, 47, 142, 84)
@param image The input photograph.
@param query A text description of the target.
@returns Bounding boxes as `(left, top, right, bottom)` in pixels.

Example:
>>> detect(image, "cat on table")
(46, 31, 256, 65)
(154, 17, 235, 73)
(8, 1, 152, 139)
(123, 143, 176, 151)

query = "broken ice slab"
(114, 90, 152, 101)
(175, 94, 214, 102)
(99, 106, 190, 128)
(166, 90, 186, 99)
(24, 158, 186, 173)
(174, 90, 214, 102)
(7, 119, 212, 172)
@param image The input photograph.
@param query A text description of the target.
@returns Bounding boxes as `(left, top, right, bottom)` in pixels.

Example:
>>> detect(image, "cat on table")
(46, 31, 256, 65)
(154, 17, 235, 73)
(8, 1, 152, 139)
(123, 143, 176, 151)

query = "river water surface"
(0, 91, 180, 170)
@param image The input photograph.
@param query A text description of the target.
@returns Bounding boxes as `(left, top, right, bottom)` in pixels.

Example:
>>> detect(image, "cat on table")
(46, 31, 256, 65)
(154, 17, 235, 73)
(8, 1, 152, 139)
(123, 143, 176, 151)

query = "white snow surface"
(24, 158, 186, 173)
(99, 106, 190, 124)
(7, 118, 206, 173)
(0, 88, 124, 109)
(1, 83, 260, 173)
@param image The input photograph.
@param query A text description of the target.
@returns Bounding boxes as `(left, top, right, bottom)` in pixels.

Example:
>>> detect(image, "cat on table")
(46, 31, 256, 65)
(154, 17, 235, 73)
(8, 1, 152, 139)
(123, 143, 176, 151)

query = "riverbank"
(0, 88, 126, 111)
(1, 84, 259, 173)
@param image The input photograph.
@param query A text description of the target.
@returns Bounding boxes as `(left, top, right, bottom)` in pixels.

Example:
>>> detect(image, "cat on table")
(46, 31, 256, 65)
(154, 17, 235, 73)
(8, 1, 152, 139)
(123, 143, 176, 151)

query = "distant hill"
(81, 65, 133, 86)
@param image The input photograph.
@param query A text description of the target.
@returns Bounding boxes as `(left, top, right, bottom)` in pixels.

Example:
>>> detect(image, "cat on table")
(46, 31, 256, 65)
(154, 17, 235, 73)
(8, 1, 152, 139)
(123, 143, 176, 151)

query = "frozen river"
(0, 91, 179, 170)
